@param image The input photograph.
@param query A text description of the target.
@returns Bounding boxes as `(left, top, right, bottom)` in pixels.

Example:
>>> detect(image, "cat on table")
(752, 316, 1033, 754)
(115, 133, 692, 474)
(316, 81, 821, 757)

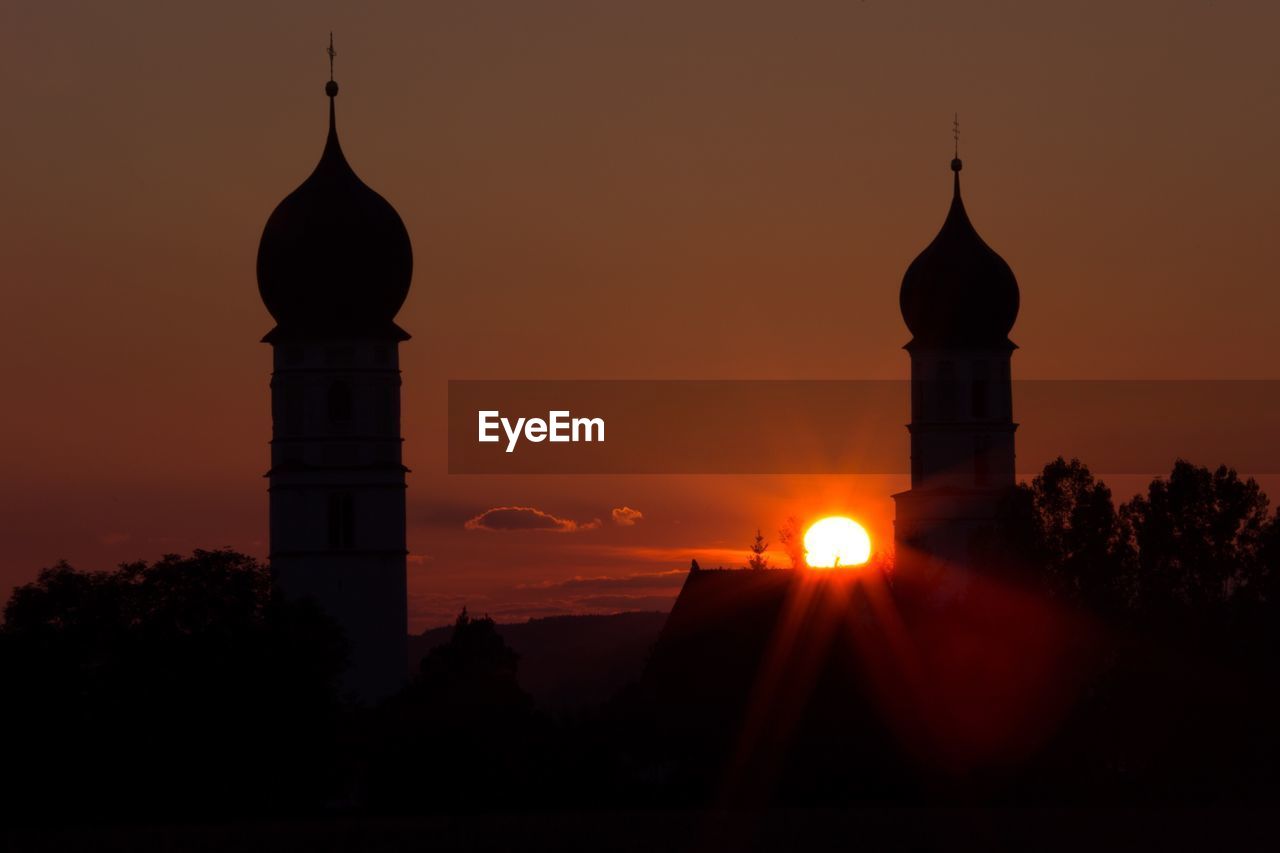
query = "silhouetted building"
(256, 71, 412, 702)
(894, 155, 1020, 577)
(640, 565, 917, 803)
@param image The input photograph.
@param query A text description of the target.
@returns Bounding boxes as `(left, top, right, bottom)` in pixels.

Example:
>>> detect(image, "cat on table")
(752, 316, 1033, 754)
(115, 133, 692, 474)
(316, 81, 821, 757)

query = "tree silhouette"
(747, 529, 770, 570)
(982, 456, 1280, 614)
(1120, 460, 1272, 606)
(367, 608, 546, 812)
(778, 516, 805, 568)
(1024, 457, 1126, 604)
(1261, 513, 1280, 604)
(415, 607, 524, 700)
(0, 549, 347, 819)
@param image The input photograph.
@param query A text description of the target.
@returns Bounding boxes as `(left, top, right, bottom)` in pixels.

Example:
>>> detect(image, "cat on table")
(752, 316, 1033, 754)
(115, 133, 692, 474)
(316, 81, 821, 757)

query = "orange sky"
(3, 1, 1280, 629)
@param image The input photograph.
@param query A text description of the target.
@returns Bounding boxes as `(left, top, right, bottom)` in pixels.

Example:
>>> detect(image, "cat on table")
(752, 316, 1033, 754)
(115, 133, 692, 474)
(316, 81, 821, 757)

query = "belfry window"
(974, 436, 991, 487)
(938, 361, 957, 419)
(328, 380, 353, 423)
(283, 380, 304, 434)
(378, 384, 396, 433)
(971, 361, 989, 419)
(327, 492, 354, 548)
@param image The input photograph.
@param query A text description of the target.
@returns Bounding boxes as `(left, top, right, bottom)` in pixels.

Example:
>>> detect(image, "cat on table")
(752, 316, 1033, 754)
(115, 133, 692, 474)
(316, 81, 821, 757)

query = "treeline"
(983, 457, 1280, 610)
(0, 551, 348, 818)
(1, 458, 1278, 821)
(0, 553, 623, 820)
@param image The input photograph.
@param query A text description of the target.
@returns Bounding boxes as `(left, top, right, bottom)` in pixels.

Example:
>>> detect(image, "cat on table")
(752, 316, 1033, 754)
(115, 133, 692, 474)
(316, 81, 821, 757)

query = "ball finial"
(325, 32, 338, 97)
(951, 157, 963, 172)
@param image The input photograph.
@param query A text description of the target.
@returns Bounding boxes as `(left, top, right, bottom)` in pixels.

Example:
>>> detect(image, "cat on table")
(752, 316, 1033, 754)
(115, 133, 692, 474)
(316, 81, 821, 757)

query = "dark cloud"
(611, 506, 644, 526)
(517, 569, 687, 592)
(568, 594, 680, 611)
(464, 506, 602, 533)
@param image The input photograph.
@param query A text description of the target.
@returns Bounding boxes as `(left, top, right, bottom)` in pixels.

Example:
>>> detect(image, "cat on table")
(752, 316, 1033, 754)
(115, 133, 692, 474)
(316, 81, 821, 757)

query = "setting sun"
(804, 516, 872, 568)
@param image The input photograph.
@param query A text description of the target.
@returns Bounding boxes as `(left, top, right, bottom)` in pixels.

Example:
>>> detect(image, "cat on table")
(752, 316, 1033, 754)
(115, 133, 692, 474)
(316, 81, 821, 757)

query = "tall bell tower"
(893, 149, 1020, 577)
(256, 51, 412, 702)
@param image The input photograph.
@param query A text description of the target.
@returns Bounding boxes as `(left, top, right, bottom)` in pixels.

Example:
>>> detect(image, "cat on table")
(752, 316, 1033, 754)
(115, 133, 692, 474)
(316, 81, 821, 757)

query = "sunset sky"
(4, 1, 1280, 629)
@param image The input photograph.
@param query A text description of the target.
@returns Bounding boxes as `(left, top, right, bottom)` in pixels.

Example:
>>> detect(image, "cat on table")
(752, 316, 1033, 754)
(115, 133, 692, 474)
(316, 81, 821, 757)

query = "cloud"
(517, 569, 688, 592)
(411, 570, 690, 628)
(464, 506, 602, 533)
(568, 594, 682, 611)
(611, 506, 644, 526)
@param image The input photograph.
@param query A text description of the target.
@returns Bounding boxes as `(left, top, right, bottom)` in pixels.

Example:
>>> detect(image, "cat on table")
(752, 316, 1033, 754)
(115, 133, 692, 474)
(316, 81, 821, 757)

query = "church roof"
(899, 158, 1019, 350)
(257, 77, 413, 341)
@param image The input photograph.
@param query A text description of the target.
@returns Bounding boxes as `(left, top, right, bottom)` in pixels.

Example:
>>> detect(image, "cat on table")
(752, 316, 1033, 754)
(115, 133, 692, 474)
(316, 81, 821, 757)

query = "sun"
(803, 516, 872, 568)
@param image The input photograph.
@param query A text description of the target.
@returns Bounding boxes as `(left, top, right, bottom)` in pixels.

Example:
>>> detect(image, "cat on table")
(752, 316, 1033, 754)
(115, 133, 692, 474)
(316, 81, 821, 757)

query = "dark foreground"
(5, 461, 1280, 835)
(6, 808, 1277, 853)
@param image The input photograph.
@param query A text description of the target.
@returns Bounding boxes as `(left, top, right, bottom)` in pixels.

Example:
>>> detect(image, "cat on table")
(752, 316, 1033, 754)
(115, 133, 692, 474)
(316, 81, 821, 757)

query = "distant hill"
(409, 611, 669, 710)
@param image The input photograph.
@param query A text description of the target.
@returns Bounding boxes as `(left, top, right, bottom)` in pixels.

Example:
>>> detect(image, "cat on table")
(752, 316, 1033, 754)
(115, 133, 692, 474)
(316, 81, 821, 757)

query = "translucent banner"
(446, 380, 1280, 475)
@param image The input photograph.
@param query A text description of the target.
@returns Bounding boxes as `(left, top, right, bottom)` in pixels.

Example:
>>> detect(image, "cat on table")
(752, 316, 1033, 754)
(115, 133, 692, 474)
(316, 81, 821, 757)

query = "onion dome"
(899, 158, 1019, 349)
(257, 78, 412, 341)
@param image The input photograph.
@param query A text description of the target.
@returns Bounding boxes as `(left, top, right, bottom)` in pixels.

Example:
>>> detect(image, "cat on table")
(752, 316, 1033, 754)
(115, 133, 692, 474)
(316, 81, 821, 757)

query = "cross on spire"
(953, 112, 960, 159)
(328, 32, 336, 82)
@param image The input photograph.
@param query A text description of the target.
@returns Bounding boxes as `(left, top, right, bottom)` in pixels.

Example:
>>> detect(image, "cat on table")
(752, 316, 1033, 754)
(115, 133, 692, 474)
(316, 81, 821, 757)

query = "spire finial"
(951, 113, 963, 172)
(950, 112, 963, 193)
(325, 33, 339, 97)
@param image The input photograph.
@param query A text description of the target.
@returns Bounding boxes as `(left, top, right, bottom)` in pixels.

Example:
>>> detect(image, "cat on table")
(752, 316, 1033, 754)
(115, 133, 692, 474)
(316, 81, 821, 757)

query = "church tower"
(893, 151, 1020, 577)
(256, 61, 412, 702)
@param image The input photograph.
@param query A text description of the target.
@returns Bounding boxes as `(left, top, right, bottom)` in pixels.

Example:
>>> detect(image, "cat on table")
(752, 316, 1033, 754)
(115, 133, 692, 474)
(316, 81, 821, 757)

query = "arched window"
(327, 380, 353, 423)
(974, 436, 991, 487)
(327, 492, 354, 548)
(378, 384, 396, 433)
(971, 360, 989, 419)
(938, 361, 957, 419)
(283, 380, 304, 435)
